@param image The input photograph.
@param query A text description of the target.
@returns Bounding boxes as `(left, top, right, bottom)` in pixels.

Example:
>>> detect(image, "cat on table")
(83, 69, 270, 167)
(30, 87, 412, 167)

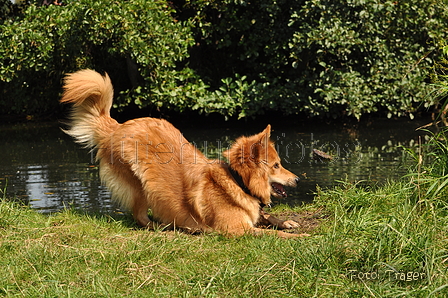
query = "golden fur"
(60, 69, 307, 238)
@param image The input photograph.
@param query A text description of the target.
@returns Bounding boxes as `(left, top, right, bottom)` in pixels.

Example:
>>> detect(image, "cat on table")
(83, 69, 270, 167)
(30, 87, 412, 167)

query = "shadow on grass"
(52, 203, 326, 237)
(56, 205, 137, 228)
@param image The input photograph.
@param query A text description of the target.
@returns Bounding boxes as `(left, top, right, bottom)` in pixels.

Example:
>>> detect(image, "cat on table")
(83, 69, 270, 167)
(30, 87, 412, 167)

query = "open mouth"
(271, 182, 287, 198)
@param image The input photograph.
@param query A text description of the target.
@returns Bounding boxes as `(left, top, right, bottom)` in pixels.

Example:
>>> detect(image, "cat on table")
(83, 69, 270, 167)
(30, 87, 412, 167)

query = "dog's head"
(223, 125, 300, 206)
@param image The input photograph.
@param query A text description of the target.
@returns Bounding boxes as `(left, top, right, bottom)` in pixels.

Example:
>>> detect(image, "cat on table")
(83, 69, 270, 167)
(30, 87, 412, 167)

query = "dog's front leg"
(259, 210, 300, 229)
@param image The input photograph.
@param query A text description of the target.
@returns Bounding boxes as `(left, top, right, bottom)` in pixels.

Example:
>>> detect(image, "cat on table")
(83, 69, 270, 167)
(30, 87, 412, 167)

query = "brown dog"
(60, 69, 307, 238)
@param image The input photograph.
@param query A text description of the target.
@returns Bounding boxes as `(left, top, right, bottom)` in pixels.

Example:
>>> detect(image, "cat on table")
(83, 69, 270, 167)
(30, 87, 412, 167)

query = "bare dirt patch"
(272, 208, 328, 234)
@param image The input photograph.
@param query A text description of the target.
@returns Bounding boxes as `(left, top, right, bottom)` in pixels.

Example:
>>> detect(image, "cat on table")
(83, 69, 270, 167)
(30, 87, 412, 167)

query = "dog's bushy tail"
(60, 69, 118, 149)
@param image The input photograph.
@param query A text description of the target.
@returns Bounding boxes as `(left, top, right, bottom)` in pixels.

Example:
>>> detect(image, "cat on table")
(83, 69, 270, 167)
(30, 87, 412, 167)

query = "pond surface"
(0, 117, 429, 215)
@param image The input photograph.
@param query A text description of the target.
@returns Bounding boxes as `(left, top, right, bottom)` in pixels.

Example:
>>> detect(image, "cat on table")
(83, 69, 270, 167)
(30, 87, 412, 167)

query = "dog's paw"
(279, 220, 300, 229)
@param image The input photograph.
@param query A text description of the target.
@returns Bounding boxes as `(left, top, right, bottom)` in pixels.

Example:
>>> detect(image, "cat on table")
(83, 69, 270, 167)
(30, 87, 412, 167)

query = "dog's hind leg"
(131, 191, 152, 228)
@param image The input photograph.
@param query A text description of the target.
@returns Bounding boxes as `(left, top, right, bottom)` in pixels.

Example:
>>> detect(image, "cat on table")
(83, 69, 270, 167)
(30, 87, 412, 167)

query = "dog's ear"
(259, 125, 271, 142)
(251, 125, 271, 162)
(256, 124, 271, 147)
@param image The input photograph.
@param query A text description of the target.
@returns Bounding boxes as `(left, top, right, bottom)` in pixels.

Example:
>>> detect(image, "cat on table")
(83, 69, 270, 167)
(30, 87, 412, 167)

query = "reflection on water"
(0, 119, 427, 213)
(0, 122, 112, 213)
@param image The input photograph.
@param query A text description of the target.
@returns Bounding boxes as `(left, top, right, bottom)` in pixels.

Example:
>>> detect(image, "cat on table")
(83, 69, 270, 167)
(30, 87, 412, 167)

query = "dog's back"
(102, 116, 213, 229)
(60, 70, 217, 228)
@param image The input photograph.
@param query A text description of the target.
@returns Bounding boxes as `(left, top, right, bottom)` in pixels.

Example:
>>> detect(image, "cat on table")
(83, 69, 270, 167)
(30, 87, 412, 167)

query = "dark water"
(0, 118, 428, 214)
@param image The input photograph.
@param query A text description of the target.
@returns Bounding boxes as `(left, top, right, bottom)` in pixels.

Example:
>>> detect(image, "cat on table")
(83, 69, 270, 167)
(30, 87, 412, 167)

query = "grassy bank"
(1, 177, 447, 297)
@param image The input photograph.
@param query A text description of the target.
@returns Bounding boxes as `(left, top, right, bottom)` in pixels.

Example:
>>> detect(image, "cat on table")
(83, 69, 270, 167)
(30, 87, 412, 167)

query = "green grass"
(0, 178, 447, 297)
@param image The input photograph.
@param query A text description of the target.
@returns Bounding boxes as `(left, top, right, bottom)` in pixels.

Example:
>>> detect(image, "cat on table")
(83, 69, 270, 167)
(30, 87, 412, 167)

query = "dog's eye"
(273, 162, 280, 169)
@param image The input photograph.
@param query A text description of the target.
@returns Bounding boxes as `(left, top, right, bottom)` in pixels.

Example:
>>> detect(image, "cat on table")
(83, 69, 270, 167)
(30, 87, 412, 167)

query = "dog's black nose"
(295, 177, 300, 184)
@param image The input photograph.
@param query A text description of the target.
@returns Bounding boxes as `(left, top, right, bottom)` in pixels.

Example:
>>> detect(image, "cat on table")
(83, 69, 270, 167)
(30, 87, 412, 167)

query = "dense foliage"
(406, 44, 448, 200)
(430, 43, 448, 126)
(0, 0, 447, 119)
(183, 0, 447, 119)
(0, 0, 199, 117)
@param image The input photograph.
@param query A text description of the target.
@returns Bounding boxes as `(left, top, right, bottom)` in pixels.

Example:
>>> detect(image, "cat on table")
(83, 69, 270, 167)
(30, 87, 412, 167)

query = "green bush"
(184, 0, 447, 119)
(0, 0, 447, 119)
(430, 43, 448, 125)
(0, 0, 200, 116)
(404, 45, 448, 200)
